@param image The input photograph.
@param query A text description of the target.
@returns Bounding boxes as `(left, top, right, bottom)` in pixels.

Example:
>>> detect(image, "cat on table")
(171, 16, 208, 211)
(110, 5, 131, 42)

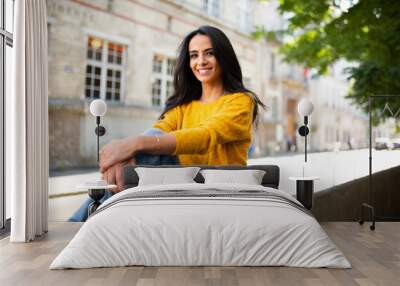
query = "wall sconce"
(289, 98, 318, 210)
(297, 98, 314, 163)
(77, 99, 113, 216)
(89, 99, 107, 162)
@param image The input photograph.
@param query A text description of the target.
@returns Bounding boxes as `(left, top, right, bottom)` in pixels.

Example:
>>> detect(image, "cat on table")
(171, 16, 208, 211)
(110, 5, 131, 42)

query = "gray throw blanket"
(90, 188, 311, 219)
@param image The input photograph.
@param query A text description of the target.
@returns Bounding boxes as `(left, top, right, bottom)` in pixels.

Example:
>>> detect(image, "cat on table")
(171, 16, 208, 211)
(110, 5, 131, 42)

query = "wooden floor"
(0, 222, 399, 286)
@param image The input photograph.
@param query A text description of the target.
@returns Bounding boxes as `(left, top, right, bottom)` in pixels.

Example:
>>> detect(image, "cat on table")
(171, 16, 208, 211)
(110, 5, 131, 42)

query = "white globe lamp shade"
(89, 99, 107, 117)
(298, 98, 314, 116)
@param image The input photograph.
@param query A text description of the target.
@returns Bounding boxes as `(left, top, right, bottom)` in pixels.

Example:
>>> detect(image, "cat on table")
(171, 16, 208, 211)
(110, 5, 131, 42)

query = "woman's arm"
(170, 93, 254, 155)
(99, 107, 181, 173)
(99, 133, 176, 173)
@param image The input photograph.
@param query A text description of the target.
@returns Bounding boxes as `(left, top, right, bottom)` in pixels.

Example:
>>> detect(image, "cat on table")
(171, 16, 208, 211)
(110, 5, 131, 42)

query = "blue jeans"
(68, 128, 179, 222)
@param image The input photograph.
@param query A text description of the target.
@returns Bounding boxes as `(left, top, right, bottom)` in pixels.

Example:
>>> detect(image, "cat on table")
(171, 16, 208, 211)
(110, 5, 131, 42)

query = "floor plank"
(0, 222, 399, 286)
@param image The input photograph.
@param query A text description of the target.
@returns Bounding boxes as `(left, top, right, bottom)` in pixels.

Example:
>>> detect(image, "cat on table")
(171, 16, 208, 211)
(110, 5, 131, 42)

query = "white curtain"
(9, 0, 49, 242)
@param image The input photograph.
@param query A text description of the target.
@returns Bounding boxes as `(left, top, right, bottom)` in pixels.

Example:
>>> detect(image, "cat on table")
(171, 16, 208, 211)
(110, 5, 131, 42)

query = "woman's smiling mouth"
(197, 68, 212, 75)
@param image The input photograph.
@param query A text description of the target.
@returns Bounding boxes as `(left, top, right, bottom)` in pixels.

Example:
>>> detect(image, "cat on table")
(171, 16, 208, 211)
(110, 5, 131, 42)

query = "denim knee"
(135, 128, 179, 165)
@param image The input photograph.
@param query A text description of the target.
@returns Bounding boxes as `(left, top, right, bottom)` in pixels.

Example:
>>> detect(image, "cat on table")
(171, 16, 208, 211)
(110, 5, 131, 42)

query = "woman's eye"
(206, 51, 214, 56)
(190, 54, 197, 59)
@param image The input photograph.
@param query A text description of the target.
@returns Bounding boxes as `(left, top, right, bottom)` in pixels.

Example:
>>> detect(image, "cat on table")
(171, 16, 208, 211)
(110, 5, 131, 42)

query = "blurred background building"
(47, 0, 370, 171)
(308, 61, 369, 152)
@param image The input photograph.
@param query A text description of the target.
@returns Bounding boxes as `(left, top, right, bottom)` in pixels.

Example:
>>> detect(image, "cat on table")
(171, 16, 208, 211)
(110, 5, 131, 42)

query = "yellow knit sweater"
(153, 92, 254, 166)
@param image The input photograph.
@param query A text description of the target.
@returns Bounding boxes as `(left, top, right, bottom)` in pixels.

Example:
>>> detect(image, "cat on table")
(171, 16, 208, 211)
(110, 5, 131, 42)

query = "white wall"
(249, 149, 400, 196)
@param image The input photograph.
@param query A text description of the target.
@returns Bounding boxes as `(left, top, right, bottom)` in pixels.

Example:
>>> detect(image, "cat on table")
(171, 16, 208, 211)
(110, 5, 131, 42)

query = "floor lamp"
(89, 99, 107, 162)
(77, 99, 116, 216)
(290, 98, 316, 210)
(298, 98, 314, 164)
(359, 94, 400, 231)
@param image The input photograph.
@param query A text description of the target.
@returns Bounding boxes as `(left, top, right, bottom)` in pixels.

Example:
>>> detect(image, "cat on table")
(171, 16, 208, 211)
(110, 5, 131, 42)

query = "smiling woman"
(189, 35, 222, 92)
(70, 25, 266, 222)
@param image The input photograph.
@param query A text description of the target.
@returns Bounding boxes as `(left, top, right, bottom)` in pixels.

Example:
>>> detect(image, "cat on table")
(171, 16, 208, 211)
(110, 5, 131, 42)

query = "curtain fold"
(10, 0, 49, 242)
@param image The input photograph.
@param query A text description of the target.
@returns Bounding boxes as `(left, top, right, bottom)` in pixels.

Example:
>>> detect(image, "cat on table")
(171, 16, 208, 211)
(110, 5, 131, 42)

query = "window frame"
(270, 52, 276, 79)
(203, 0, 220, 18)
(84, 34, 127, 103)
(151, 54, 175, 108)
(237, 0, 252, 32)
(1, 0, 14, 233)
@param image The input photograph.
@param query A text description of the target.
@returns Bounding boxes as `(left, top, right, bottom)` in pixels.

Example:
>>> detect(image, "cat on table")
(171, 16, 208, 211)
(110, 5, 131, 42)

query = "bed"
(50, 165, 351, 269)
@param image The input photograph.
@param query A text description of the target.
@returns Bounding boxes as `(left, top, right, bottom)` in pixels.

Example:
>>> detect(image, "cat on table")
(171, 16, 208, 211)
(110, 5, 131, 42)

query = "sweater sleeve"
(152, 107, 179, 133)
(171, 94, 254, 155)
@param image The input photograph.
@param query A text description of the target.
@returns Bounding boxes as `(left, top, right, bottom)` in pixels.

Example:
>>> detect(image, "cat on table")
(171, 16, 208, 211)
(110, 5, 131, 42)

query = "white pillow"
(135, 167, 200, 186)
(200, 169, 266, 185)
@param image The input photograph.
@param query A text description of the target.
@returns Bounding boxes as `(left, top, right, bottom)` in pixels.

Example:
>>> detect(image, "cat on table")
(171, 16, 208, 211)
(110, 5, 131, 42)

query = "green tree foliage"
(254, 0, 400, 123)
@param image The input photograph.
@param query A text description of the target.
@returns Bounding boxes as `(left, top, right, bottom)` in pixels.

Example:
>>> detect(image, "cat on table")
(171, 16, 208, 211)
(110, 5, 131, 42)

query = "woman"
(69, 25, 265, 222)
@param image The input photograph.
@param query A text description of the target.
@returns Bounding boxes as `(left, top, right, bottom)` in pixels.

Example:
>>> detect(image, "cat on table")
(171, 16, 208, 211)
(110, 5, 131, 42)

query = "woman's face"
(188, 34, 222, 84)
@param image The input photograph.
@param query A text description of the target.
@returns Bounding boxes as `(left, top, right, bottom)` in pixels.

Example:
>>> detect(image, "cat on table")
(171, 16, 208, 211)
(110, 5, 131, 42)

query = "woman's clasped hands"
(99, 137, 138, 192)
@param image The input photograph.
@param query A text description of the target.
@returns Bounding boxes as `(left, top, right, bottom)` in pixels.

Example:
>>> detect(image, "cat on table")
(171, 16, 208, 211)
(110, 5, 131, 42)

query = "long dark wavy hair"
(160, 25, 266, 126)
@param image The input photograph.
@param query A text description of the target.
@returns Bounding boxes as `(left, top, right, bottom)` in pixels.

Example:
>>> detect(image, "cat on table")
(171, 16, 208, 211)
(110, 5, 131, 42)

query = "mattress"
(50, 183, 351, 269)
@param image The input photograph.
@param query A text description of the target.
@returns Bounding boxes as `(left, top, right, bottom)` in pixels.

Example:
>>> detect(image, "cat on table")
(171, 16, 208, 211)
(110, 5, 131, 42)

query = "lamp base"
(87, 188, 106, 216)
(296, 180, 314, 210)
(359, 203, 375, 231)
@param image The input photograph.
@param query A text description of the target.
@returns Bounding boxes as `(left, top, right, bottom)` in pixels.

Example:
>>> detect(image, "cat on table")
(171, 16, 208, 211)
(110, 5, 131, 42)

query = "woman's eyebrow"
(189, 48, 213, 54)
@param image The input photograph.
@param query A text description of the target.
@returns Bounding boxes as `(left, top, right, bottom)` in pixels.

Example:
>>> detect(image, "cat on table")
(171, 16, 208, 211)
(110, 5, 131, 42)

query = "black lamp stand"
(94, 116, 106, 162)
(359, 94, 400, 231)
(88, 116, 106, 216)
(295, 115, 314, 209)
(298, 116, 310, 163)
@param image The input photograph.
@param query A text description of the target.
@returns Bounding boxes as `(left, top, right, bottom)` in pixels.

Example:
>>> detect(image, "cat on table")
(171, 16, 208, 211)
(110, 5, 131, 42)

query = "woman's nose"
(198, 54, 208, 65)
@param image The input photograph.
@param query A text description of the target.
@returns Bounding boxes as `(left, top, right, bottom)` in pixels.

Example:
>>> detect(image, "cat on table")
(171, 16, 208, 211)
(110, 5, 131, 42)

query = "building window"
(152, 55, 163, 73)
(151, 55, 175, 107)
(151, 78, 162, 106)
(270, 53, 276, 79)
(167, 15, 172, 32)
(325, 126, 330, 143)
(237, 0, 251, 32)
(271, 96, 278, 120)
(85, 36, 126, 101)
(203, 0, 220, 17)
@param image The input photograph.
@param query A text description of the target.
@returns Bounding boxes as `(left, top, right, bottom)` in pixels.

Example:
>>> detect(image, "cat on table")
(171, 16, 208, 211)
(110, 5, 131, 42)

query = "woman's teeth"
(198, 68, 211, 75)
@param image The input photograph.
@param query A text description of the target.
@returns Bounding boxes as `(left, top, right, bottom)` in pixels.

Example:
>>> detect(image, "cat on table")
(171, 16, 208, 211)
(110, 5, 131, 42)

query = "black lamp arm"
(96, 117, 100, 163)
(298, 116, 310, 163)
(94, 116, 106, 163)
(304, 116, 308, 163)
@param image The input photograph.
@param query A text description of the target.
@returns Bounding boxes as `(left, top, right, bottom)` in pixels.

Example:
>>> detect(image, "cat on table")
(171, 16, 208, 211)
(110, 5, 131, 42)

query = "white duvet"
(50, 183, 351, 269)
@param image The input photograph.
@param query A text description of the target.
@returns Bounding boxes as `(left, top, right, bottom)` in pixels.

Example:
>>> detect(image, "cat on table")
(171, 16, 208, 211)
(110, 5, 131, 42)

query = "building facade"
(47, 0, 280, 169)
(252, 1, 370, 154)
(308, 63, 369, 152)
(252, 0, 310, 156)
(47, 0, 370, 170)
